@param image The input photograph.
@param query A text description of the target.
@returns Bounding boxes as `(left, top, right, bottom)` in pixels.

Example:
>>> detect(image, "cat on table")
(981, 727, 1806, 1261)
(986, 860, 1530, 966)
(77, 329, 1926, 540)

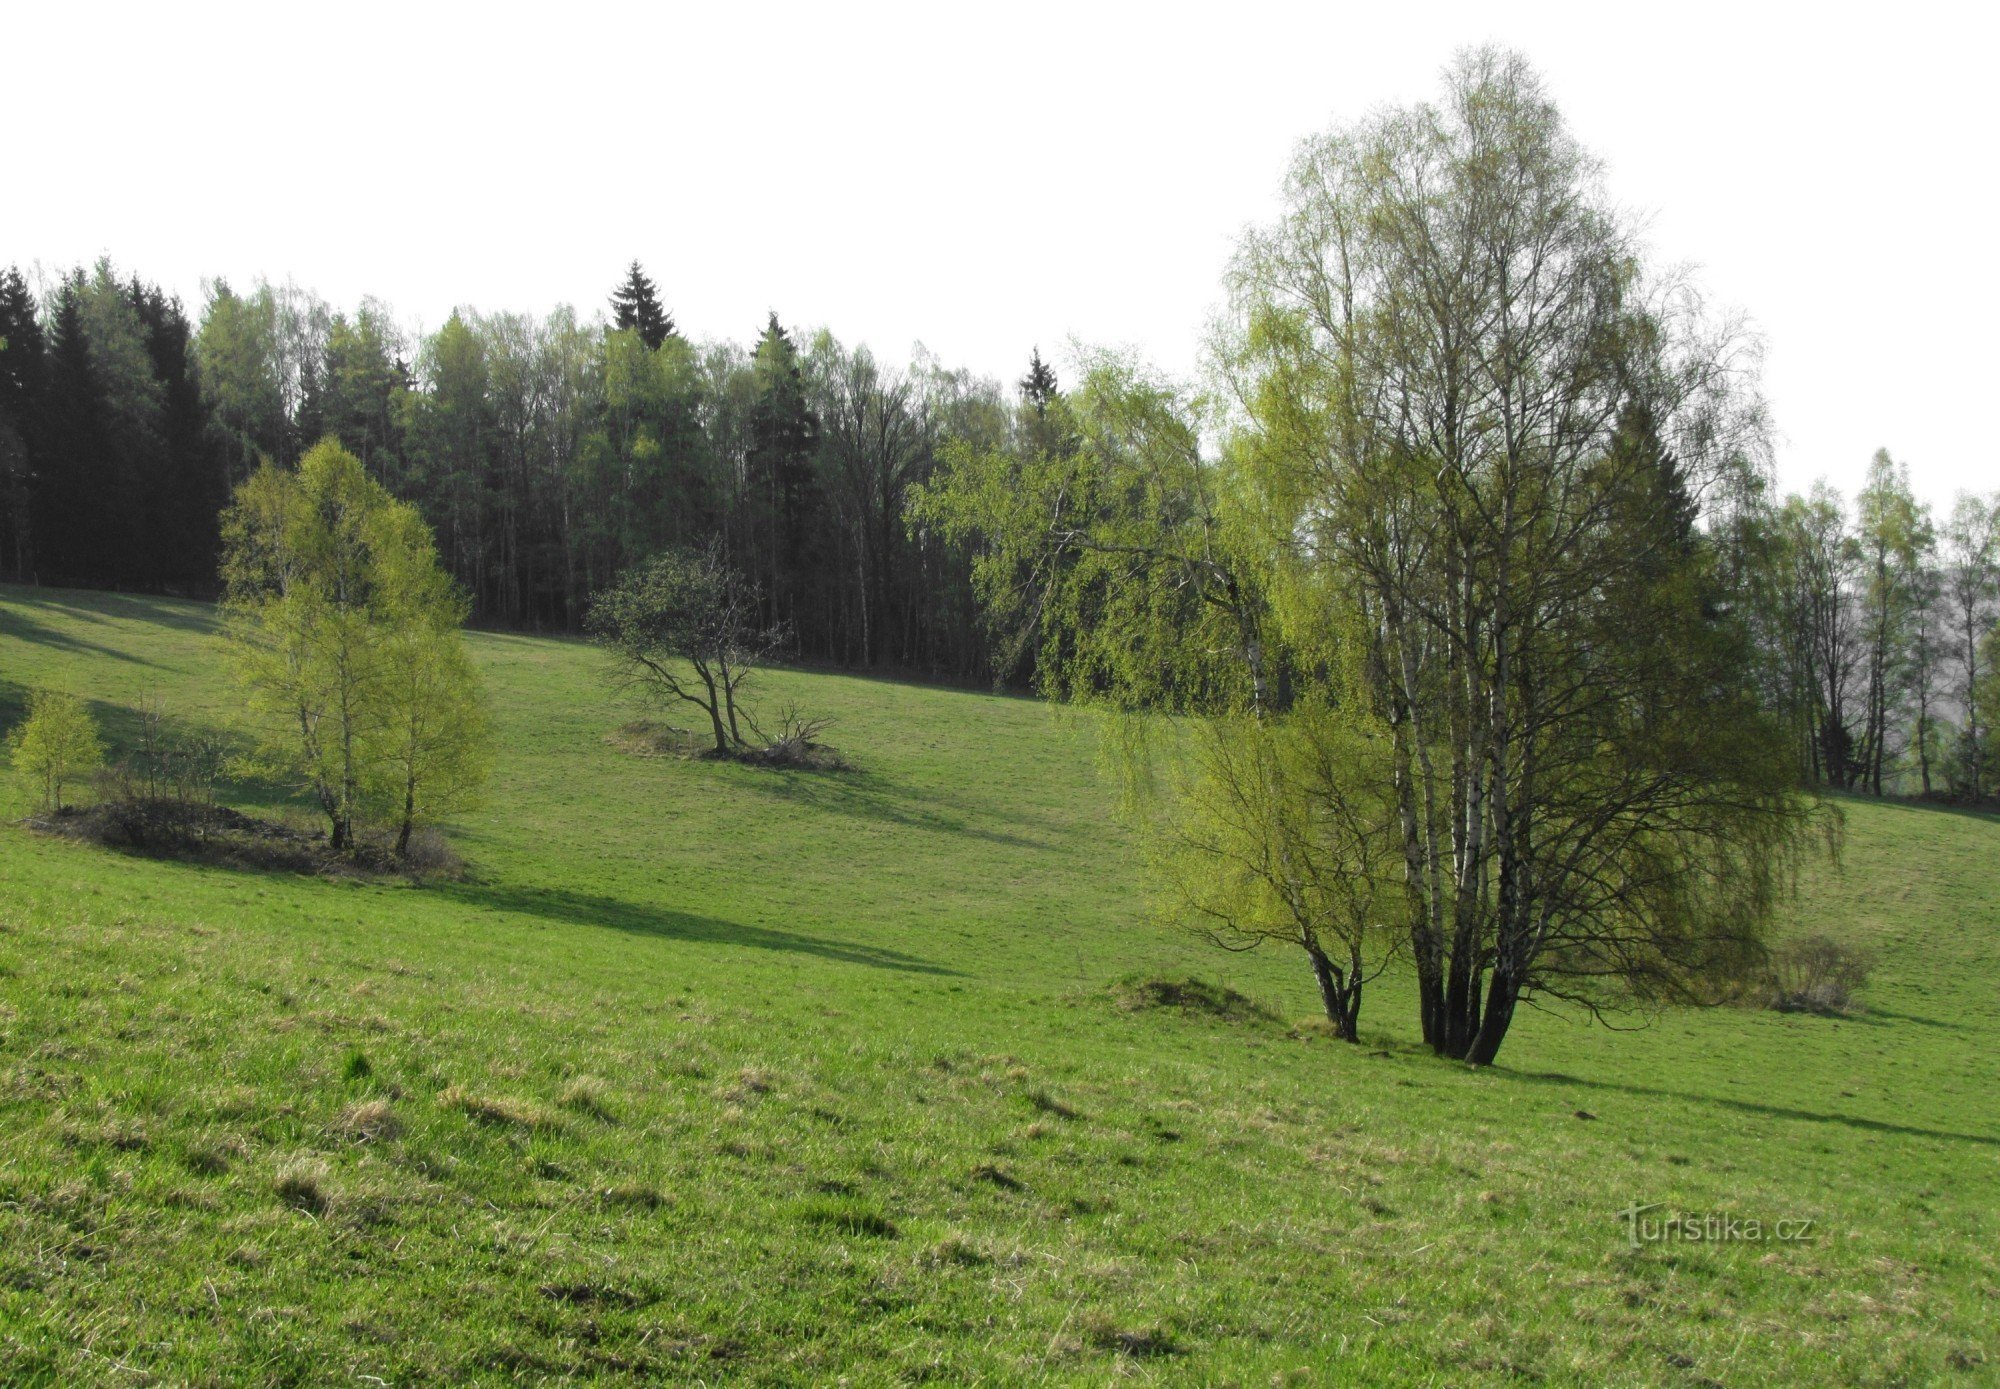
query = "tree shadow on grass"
(24, 588, 217, 634)
(1844, 1006, 1965, 1031)
(439, 881, 963, 977)
(1509, 1069, 2000, 1147)
(1826, 789, 2000, 828)
(727, 764, 1056, 853)
(0, 604, 157, 667)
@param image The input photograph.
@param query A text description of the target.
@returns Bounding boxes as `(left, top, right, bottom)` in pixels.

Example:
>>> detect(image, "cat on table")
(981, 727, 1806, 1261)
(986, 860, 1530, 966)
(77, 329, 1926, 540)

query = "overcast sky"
(11, 1, 1994, 510)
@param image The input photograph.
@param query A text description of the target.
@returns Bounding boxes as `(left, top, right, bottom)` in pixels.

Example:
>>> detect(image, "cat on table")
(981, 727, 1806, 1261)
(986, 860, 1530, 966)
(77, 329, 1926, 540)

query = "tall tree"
(930, 50, 1817, 1065)
(1853, 450, 1930, 795)
(1941, 493, 2000, 799)
(33, 273, 112, 585)
(610, 261, 674, 350)
(742, 314, 819, 635)
(0, 268, 45, 580)
(197, 279, 287, 482)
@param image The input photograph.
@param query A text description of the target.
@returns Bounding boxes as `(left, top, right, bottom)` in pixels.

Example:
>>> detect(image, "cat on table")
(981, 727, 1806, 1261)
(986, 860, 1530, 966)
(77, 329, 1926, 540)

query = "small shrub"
(1765, 934, 1875, 1015)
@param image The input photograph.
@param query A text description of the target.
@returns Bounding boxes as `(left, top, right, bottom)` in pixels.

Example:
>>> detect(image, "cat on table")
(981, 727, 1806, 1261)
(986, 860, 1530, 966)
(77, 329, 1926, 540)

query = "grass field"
(0, 584, 1995, 1386)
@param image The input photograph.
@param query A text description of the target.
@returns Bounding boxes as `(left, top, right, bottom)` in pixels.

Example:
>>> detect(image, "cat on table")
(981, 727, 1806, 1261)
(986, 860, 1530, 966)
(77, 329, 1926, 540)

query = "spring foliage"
(220, 439, 488, 853)
(8, 688, 105, 813)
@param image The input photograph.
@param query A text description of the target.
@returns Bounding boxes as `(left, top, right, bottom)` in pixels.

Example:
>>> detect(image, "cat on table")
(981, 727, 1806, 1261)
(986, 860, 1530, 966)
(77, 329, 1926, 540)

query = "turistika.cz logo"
(1616, 1202, 1816, 1249)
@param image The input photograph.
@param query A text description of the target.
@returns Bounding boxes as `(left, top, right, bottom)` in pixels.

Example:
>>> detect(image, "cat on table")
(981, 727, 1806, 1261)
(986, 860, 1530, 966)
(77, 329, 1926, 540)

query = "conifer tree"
(0, 268, 45, 580)
(34, 274, 111, 584)
(610, 261, 674, 350)
(1019, 347, 1058, 418)
(745, 313, 819, 630)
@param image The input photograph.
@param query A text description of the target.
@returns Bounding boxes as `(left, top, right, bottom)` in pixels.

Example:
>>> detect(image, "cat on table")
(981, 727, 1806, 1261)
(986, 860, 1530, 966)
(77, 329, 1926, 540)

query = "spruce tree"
(132, 282, 225, 588)
(1019, 347, 1058, 417)
(610, 261, 674, 350)
(0, 268, 45, 580)
(34, 274, 111, 584)
(745, 313, 819, 630)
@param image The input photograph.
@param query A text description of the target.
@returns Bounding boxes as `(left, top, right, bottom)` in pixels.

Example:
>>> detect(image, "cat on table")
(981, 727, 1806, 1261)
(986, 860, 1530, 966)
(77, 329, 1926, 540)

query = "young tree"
(610, 261, 674, 350)
(371, 504, 491, 855)
(586, 540, 777, 754)
(8, 689, 106, 813)
(1908, 557, 1947, 795)
(1941, 493, 1999, 799)
(222, 438, 486, 852)
(1853, 450, 1930, 794)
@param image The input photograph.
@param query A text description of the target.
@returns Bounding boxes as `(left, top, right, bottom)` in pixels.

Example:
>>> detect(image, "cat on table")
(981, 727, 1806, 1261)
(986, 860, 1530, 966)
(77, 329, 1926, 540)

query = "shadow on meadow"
(1510, 1068, 2000, 1147)
(439, 879, 963, 977)
(728, 763, 1056, 852)
(27, 590, 219, 636)
(0, 603, 158, 667)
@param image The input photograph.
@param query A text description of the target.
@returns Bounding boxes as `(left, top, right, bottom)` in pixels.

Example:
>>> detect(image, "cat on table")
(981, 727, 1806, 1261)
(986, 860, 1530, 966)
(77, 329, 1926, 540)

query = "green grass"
(0, 583, 1995, 1386)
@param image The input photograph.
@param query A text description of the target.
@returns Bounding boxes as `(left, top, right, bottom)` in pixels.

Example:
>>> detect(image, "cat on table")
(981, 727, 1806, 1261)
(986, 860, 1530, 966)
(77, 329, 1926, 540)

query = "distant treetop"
(610, 261, 674, 349)
(1019, 347, 1058, 417)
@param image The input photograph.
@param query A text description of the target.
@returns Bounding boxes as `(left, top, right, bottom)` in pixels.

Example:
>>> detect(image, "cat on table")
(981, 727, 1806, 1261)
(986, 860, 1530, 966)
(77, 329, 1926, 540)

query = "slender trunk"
(397, 776, 416, 857)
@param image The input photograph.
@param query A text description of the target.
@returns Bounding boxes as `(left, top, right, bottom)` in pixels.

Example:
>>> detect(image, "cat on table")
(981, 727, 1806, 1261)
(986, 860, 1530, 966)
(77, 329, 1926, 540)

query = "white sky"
(10, 1, 1995, 511)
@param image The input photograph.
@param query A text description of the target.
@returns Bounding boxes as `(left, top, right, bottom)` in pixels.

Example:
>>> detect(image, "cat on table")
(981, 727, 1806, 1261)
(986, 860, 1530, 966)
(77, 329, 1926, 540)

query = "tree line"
(0, 260, 1052, 683)
(1730, 457, 1999, 800)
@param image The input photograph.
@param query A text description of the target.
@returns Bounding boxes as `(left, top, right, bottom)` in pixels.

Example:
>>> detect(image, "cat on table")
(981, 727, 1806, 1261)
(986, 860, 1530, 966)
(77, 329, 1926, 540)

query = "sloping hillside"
(1, 585, 1994, 1385)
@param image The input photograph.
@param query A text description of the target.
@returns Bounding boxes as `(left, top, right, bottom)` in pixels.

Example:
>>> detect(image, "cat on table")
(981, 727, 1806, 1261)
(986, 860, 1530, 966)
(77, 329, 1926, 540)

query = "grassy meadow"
(0, 584, 1995, 1386)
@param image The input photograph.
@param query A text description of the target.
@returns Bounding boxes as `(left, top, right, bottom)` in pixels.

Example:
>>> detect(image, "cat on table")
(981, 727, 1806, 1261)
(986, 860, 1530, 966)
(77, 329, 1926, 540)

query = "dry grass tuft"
(559, 1076, 615, 1121)
(273, 1156, 331, 1214)
(439, 1085, 550, 1130)
(335, 1098, 399, 1143)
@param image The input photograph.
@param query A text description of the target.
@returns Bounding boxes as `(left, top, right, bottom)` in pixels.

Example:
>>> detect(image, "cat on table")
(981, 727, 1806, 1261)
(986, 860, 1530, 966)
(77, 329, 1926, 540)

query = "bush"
(741, 706, 845, 770)
(1765, 934, 1875, 1015)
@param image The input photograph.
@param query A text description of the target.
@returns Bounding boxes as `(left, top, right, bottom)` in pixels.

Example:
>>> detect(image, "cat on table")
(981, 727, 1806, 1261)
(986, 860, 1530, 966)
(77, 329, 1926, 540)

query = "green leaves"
(7, 688, 105, 813)
(220, 439, 488, 852)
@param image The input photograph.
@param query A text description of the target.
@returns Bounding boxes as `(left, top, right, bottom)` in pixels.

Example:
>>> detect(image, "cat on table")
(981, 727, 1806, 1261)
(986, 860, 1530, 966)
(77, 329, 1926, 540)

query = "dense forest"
(0, 261, 1018, 679)
(0, 257, 1994, 801)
